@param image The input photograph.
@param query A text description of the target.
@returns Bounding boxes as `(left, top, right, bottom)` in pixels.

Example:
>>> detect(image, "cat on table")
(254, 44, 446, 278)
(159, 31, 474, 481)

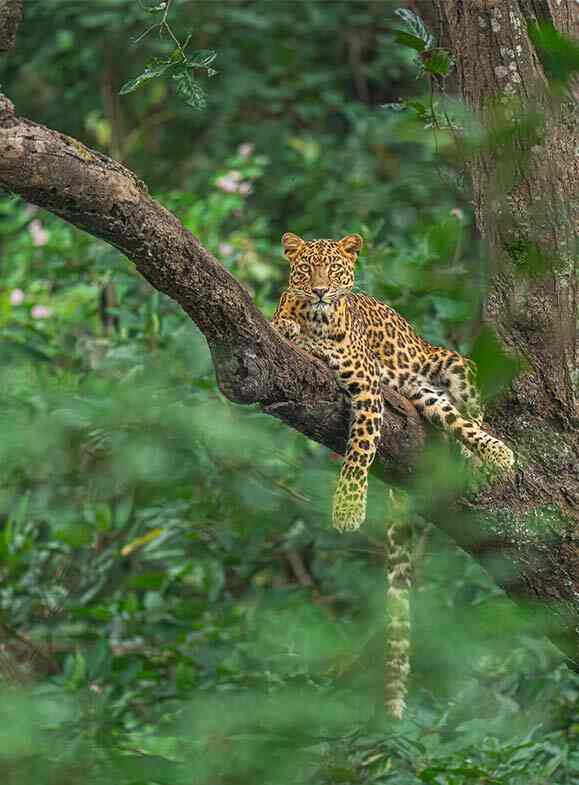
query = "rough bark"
(438, 0, 577, 421)
(433, 0, 579, 650)
(0, 0, 22, 53)
(0, 0, 578, 656)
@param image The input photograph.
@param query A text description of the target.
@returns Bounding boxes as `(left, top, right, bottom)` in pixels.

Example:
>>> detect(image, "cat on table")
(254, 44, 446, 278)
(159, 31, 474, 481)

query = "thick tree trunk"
(0, 0, 577, 656)
(438, 0, 577, 421)
(432, 0, 578, 643)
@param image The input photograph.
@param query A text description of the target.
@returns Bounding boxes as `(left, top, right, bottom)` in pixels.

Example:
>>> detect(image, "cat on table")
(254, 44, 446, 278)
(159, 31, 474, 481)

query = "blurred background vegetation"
(0, 1, 578, 783)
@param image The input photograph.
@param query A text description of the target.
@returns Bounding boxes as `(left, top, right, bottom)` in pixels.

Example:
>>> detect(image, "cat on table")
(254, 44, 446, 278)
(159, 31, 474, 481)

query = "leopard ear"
(281, 232, 305, 258)
(338, 234, 363, 257)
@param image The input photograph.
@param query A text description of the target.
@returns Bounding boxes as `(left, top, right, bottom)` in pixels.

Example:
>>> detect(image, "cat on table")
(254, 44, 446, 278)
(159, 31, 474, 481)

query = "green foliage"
(392, 8, 434, 52)
(0, 196, 575, 783)
(384, 9, 453, 130)
(391, 9, 452, 77)
(471, 328, 523, 403)
(1, 0, 459, 236)
(119, 1, 218, 114)
(528, 21, 579, 88)
(0, 3, 576, 784)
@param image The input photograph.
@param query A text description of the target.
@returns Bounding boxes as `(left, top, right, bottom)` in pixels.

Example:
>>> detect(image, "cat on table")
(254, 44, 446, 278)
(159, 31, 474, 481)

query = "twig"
(284, 548, 315, 587)
(0, 621, 60, 676)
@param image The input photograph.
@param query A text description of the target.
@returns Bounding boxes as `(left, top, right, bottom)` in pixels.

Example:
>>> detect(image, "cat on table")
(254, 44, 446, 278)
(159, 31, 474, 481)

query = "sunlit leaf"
(395, 7, 433, 49)
(121, 527, 164, 556)
(172, 68, 207, 110)
(119, 60, 172, 94)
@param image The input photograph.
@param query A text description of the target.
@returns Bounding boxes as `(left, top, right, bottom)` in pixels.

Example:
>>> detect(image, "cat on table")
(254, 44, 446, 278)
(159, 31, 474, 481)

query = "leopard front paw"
(332, 482, 367, 532)
(271, 317, 300, 342)
(332, 504, 366, 532)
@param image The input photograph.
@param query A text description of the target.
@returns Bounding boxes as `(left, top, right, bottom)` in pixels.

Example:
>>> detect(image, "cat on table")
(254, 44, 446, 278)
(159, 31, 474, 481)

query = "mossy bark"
(431, 0, 578, 653)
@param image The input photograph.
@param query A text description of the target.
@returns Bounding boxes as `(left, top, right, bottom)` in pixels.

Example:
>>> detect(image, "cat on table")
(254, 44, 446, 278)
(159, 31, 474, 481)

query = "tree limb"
(0, 95, 424, 474)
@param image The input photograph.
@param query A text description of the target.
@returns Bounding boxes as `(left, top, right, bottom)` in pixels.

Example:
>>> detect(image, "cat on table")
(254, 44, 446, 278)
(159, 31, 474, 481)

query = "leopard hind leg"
(402, 380, 514, 474)
(436, 352, 483, 462)
(437, 352, 483, 425)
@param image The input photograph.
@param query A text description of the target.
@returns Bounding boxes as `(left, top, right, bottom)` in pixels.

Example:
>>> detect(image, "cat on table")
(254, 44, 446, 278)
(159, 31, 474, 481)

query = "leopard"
(272, 232, 515, 719)
(272, 231, 515, 533)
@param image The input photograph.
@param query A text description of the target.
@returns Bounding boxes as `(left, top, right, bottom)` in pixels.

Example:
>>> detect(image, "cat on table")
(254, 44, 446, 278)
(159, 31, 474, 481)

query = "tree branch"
(0, 96, 424, 475)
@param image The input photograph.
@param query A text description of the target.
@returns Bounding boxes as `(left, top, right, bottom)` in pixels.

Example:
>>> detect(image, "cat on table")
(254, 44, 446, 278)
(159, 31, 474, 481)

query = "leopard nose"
(313, 287, 328, 299)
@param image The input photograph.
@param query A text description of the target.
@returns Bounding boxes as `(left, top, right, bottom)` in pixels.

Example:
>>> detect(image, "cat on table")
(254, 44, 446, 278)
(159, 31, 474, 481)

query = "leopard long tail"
(384, 489, 412, 720)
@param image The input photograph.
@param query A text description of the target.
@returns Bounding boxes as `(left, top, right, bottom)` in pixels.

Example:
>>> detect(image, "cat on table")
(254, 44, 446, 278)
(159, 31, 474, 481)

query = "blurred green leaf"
(471, 328, 523, 401)
(528, 21, 579, 85)
(423, 48, 453, 77)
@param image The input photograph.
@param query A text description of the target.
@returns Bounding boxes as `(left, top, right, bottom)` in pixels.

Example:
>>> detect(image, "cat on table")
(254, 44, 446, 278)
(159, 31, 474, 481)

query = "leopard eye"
(329, 264, 341, 274)
(297, 264, 310, 274)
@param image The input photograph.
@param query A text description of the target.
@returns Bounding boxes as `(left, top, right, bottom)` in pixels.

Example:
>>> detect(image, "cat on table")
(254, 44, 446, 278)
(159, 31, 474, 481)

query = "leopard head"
(281, 233, 363, 304)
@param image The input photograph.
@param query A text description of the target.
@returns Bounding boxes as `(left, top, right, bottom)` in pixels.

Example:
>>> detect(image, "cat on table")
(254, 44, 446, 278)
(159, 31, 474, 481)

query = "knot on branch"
(211, 346, 268, 404)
